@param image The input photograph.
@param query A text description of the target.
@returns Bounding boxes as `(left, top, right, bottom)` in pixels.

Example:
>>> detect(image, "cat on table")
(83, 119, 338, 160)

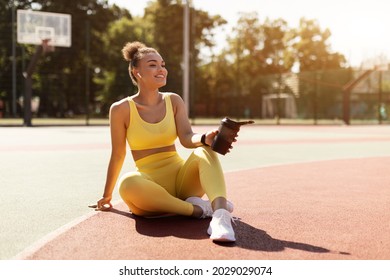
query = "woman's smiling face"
(135, 53, 168, 88)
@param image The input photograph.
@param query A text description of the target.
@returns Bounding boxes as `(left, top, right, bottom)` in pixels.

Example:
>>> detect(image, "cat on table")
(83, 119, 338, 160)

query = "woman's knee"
(118, 172, 146, 197)
(194, 146, 219, 162)
(194, 146, 214, 156)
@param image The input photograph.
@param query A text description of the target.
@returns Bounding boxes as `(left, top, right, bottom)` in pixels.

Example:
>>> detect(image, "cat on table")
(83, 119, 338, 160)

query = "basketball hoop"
(17, 9, 71, 127)
(17, 10, 71, 48)
(41, 39, 55, 53)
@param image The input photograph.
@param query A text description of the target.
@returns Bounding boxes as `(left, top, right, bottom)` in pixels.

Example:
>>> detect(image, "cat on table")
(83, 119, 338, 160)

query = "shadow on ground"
(109, 208, 349, 256)
(234, 220, 348, 255)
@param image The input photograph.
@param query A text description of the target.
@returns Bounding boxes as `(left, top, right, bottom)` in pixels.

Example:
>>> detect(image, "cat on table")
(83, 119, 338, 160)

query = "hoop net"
(42, 39, 55, 53)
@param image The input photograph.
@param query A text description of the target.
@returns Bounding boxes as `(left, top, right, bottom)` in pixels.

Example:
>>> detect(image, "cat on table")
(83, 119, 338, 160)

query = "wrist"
(201, 133, 209, 146)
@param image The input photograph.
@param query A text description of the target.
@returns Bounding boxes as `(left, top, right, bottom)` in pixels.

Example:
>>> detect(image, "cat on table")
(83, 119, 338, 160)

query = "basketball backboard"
(17, 10, 71, 47)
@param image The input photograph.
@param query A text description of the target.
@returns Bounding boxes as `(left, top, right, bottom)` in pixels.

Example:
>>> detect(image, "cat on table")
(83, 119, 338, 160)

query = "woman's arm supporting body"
(96, 100, 129, 210)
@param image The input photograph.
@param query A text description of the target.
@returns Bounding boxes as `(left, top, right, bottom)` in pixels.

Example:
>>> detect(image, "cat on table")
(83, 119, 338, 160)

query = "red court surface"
(15, 156, 390, 260)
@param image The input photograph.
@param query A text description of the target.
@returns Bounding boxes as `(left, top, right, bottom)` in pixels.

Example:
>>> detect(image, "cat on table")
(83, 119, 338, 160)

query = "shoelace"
(218, 213, 239, 226)
(231, 216, 240, 225)
(202, 208, 213, 219)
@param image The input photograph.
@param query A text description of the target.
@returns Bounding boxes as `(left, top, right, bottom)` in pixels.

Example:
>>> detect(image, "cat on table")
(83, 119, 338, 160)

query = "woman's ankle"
(211, 196, 227, 211)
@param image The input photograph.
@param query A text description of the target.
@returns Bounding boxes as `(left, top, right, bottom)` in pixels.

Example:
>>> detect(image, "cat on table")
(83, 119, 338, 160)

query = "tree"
(0, 0, 36, 116)
(213, 12, 295, 117)
(94, 16, 154, 110)
(261, 18, 295, 74)
(0, 0, 131, 117)
(197, 52, 235, 116)
(35, 0, 131, 116)
(144, 0, 226, 98)
(293, 18, 348, 120)
(0, 0, 353, 120)
(293, 18, 346, 72)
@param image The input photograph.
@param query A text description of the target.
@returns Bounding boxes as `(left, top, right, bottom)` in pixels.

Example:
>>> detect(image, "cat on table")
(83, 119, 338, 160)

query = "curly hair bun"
(122, 41, 146, 62)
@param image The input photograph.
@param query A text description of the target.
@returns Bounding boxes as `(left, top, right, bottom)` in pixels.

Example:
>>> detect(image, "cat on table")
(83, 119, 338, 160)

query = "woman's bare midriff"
(131, 144, 176, 162)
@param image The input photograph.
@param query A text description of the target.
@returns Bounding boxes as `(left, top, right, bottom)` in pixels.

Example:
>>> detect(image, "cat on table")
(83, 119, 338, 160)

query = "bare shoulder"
(164, 93, 185, 115)
(165, 92, 184, 106)
(110, 97, 129, 112)
(109, 97, 130, 123)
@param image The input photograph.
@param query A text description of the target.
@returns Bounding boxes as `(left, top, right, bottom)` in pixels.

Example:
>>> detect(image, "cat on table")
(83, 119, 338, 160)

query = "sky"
(108, 0, 390, 68)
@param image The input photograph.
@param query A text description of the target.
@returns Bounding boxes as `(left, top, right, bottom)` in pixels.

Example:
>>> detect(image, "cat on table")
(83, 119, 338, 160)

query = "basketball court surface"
(0, 123, 389, 261)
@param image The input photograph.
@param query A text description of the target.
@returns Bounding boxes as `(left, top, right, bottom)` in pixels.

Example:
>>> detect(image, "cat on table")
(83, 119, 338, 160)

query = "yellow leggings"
(118, 146, 226, 217)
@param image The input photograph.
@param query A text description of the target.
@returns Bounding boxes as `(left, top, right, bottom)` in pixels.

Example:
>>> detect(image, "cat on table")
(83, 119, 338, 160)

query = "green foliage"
(0, 0, 372, 120)
(94, 16, 152, 106)
(293, 18, 347, 72)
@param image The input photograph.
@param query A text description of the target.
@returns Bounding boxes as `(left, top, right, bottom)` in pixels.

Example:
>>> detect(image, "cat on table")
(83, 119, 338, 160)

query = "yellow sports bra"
(126, 93, 177, 150)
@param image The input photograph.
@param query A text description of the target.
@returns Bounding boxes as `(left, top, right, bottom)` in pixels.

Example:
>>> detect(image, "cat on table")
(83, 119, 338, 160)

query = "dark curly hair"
(121, 41, 158, 85)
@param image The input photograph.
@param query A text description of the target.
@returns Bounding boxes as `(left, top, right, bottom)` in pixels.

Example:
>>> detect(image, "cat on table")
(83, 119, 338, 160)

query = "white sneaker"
(207, 209, 236, 242)
(185, 197, 234, 219)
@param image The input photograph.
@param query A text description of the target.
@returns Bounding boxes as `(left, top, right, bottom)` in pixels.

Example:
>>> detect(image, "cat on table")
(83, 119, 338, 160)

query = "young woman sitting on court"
(94, 41, 235, 242)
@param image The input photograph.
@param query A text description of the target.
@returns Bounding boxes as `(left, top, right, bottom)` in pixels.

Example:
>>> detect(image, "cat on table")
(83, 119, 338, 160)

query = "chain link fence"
(2, 66, 389, 125)
(192, 68, 390, 124)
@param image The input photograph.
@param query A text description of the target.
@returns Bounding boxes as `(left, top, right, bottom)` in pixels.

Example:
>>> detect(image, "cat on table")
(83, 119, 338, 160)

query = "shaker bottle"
(211, 117, 254, 155)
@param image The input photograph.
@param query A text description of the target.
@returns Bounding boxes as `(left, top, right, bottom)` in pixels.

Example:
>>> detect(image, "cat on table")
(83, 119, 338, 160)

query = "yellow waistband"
(134, 151, 179, 169)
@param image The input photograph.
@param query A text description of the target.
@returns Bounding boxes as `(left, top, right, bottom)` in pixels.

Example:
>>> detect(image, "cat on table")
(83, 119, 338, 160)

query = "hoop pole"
(85, 20, 91, 126)
(378, 70, 383, 124)
(23, 45, 43, 126)
(22, 39, 53, 127)
(12, 3, 17, 116)
(342, 69, 375, 125)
